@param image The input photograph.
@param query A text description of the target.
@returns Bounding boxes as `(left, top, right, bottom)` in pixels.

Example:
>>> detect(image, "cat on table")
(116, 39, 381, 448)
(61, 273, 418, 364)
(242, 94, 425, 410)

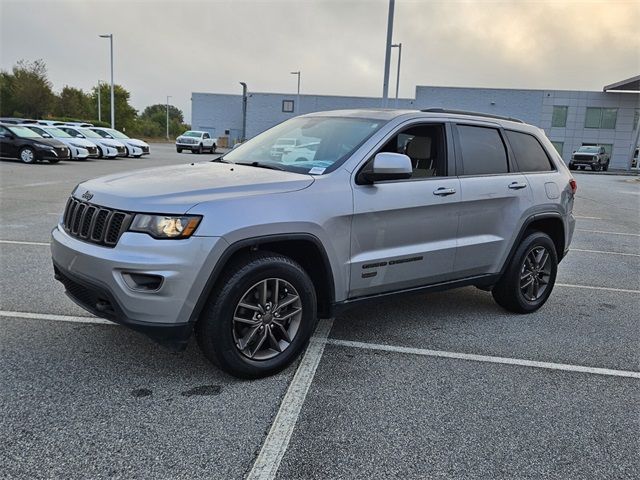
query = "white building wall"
(192, 86, 639, 169)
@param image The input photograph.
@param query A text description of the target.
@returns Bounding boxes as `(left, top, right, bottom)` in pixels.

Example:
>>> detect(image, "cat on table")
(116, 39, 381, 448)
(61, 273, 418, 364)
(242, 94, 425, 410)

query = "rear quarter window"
(457, 125, 508, 175)
(505, 130, 554, 172)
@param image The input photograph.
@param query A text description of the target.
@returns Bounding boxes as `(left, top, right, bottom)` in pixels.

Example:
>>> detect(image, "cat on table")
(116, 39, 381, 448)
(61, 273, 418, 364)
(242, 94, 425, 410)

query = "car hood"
(74, 161, 315, 213)
(125, 138, 149, 147)
(93, 138, 125, 147)
(32, 138, 67, 148)
(65, 138, 97, 147)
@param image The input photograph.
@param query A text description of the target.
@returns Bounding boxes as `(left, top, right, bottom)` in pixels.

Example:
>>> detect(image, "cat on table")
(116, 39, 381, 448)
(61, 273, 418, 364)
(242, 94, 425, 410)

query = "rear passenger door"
(453, 123, 533, 277)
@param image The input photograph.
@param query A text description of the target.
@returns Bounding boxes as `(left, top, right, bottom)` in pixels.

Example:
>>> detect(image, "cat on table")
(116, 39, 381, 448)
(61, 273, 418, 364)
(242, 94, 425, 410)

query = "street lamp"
(166, 96, 172, 140)
(99, 34, 115, 128)
(382, 0, 395, 107)
(391, 43, 402, 106)
(290, 71, 301, 114)
(239, 82, 248, 141)
(97, 80, 102, 122)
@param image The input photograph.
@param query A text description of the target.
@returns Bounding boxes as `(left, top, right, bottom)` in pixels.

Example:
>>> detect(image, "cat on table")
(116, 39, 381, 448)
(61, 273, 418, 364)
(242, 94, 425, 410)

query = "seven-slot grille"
(116, 146, 126, 154)
(55, 147, 69, 157)
(86, 146, 98, 155)
(62, 197, 132, 247)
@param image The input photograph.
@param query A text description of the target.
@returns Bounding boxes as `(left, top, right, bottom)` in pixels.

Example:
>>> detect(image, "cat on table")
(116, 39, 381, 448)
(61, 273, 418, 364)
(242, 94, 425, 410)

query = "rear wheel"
(196, 252, 317, 378)
(19, 147, 36, 164)
(492, 231, 558, 313)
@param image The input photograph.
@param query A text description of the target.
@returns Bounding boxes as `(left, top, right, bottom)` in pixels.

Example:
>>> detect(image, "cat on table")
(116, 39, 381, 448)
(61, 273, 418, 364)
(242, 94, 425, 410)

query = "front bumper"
(51, 226, 227, 349)
(570, 157, 598, 166)
(38, 148, 70, 161)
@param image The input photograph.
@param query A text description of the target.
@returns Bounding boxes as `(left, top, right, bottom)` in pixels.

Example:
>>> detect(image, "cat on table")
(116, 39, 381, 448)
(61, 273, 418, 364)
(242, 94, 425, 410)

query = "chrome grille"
(62, 197, 132, 247)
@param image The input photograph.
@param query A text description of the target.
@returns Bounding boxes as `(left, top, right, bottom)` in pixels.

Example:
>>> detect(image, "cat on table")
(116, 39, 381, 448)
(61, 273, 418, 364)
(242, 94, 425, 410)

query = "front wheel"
(492, 231, 558, 313)
(568, 163, 576, 170)
(176, 147, 183, 153)
(211, 143, 216, 153)
(196, 252, 317, 379)
(195, 144, 203, 154)
(602, 161, 609, 172)
(19, 147, 36, 164)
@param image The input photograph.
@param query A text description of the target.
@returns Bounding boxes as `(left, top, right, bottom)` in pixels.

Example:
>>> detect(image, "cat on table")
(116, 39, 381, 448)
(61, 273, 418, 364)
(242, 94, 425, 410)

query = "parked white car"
(176, 130, 216, 154)
(90, 127, 149, 157)
(280, 141, 320, 164)
(59, 126, 124, 158)
(22, 125, 99, 160)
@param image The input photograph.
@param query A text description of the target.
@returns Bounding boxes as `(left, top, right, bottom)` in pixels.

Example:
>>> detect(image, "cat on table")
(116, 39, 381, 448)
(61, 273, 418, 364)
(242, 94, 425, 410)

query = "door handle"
(433, 187, 456, 196)
(508, 181, 527, 190)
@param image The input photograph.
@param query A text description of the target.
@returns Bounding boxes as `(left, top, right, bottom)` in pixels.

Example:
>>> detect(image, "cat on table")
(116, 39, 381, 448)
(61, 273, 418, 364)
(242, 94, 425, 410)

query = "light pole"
(99, 34, 114, 128)
(290, 71, 301, 114)
(382, 0, 395, 107)
(239, 82, 248, 141)
(166, 96, 172, 140)
(97, 81, 101, 122)
(391, 43, 402, 106)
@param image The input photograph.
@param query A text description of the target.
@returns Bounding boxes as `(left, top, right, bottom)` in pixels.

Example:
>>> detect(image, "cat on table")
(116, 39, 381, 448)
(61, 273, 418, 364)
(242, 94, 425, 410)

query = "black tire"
(591, 163, 600, 171)
(19, 147, 37, 164)
(211, 143, 216, 153)
(196, 252, 317, 379)
(177, 148, 182, 153)
(492, 231, 558, 314)
(195, 144, 203, 154)
(568, 163, 576, 170)
(97, 146, 104, 158)
(603, 161, 609, 172)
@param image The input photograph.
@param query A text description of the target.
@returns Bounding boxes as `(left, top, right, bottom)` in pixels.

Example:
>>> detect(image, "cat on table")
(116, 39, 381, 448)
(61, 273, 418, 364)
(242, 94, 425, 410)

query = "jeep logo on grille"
(82, 191, 94, 201)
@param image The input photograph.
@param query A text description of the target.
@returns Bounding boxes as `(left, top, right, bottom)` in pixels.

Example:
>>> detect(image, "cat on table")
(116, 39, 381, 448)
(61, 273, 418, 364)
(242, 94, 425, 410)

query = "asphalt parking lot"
(1, 144, 638, 479)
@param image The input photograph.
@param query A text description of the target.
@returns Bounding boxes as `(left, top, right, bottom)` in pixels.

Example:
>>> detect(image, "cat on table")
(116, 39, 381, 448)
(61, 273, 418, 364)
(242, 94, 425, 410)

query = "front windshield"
(106, 128, 129, 139)
(8, 126, 42, 138)
(222, 116, 384, 174)
(46, 127, 72, 138)
(78, 128, 102, 139)
(578, 146, 599, 153)
(182, 131, 202, 138)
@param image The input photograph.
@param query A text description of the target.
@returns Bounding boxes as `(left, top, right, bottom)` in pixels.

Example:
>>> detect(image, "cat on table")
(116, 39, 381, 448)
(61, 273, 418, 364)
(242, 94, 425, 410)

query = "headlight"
(129, 214, 201, 239)
(34, 143, 54, 149)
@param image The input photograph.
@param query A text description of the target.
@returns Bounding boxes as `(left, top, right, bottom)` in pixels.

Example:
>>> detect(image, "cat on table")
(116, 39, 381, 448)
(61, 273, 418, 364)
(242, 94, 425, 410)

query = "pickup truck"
(569, 145, 610, 171)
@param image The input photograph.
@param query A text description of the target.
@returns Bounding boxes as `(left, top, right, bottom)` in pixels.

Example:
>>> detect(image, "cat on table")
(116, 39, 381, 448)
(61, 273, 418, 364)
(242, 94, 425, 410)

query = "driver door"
(349, 122, 461, 298)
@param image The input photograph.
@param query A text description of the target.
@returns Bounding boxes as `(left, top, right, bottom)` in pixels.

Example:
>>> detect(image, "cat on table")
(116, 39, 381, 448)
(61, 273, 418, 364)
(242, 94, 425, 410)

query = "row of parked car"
(0, 117, 150, 164)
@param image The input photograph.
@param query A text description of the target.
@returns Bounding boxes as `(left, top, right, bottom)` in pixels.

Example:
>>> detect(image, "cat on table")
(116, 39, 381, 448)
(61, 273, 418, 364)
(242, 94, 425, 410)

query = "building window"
(585, 107, 618, 129)
(551, 141, 564, 156)
(282, 100, 294, 113)
(634, 110, 639, 131)
(551, 106, 568, 127)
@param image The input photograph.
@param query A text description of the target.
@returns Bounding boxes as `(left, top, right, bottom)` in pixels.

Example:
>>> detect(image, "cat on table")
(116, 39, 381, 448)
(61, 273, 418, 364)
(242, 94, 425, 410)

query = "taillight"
(569, 178, 577, 194)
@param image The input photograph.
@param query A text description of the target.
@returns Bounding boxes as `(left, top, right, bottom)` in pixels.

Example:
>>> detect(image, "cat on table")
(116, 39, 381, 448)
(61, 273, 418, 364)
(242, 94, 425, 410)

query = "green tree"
(0, 71, 17, 116)
(139, 103, 187, 137)
(10, 59, 55, 118)
(89, 83, 137, 131)
(55, 86, 92, 119)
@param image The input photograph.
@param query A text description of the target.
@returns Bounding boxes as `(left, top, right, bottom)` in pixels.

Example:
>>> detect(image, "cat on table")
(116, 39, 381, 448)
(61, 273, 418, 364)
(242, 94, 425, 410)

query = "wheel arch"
(189, 233, 336, 324)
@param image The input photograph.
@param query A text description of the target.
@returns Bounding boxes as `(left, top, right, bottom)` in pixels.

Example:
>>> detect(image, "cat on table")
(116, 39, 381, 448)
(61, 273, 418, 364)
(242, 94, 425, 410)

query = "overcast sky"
(1, 0, 638, 121)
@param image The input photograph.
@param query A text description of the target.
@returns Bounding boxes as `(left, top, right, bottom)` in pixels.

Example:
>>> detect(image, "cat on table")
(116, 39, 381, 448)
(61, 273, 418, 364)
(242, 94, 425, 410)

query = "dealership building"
(192, 75, 639, 170)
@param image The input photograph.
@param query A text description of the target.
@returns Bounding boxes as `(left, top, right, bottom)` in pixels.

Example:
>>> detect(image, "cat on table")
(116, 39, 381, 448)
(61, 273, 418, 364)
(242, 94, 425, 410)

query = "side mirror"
(360, 153, 413, 184)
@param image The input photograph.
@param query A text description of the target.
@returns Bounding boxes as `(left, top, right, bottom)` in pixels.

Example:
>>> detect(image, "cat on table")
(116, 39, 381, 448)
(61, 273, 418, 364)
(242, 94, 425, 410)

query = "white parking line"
(576, 229, 640, 237)
(573, 215, 603, 220)
(556, 283, 640, 294)
(246, 318, 334, 480)
(571, 248, 640, 258)
(0, 310, 111, 324)
(0, 240, 50, 246)
(326, 339, 640, 379)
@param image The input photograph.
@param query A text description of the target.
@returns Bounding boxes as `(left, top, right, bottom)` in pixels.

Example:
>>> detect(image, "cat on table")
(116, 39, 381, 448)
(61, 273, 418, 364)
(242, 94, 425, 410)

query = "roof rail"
(420, 108, 524, 124)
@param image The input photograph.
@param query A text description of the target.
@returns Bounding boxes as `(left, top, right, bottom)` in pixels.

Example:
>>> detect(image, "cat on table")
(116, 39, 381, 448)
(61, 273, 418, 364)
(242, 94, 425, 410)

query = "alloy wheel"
(232, 278, 302, 360)
(21, 149, 35, 163)
(520, 246, 551, 301)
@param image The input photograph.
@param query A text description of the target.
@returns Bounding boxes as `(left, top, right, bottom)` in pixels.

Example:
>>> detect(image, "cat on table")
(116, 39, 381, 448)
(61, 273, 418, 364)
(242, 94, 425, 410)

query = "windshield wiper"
(235, 161, 286, 171)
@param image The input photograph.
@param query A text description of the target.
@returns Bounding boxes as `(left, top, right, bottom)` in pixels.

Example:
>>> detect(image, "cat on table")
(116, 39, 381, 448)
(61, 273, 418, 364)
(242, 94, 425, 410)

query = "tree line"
(0, 59, 189, 138)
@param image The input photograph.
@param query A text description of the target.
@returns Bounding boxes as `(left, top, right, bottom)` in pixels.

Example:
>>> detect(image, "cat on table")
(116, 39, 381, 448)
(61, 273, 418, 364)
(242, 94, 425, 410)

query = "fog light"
(122, 272, 163, 292)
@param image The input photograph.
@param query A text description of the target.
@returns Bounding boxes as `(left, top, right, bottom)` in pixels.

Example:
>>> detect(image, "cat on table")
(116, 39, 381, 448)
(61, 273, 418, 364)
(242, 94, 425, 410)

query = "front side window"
(222, 116, 384, 174)
(203, 133, 210, 139)
(505, 130, 554, 172)
(585, 107, 618, 129)
(372, 123, 447, 178)
(457, 125, 508, 175)
(551, 106, 568, 127)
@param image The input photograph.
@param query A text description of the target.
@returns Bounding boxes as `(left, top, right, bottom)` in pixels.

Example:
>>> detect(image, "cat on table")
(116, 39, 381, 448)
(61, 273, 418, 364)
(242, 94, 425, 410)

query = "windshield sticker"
(308, 167, 326, 175)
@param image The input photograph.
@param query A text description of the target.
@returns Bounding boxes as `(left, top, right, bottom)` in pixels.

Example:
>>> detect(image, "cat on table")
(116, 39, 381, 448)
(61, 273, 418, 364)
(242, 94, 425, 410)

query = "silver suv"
(51, 109, 577, 378)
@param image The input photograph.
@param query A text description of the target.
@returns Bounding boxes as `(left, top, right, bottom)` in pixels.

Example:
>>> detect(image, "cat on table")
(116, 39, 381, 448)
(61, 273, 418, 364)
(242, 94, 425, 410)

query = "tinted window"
(457, 125, 508, 175)
(506, 130, 554, 172)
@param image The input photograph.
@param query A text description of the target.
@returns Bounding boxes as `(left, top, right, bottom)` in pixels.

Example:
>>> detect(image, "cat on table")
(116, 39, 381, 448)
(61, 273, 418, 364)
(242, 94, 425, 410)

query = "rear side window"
(506, 130, 554, 172)
(457, 125, 508, 175)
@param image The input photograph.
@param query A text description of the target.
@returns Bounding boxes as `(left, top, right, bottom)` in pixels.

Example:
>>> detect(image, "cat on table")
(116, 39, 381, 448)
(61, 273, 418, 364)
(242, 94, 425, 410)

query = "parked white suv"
(176, 130, 216, 154)
(52, 109, 576, 379)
